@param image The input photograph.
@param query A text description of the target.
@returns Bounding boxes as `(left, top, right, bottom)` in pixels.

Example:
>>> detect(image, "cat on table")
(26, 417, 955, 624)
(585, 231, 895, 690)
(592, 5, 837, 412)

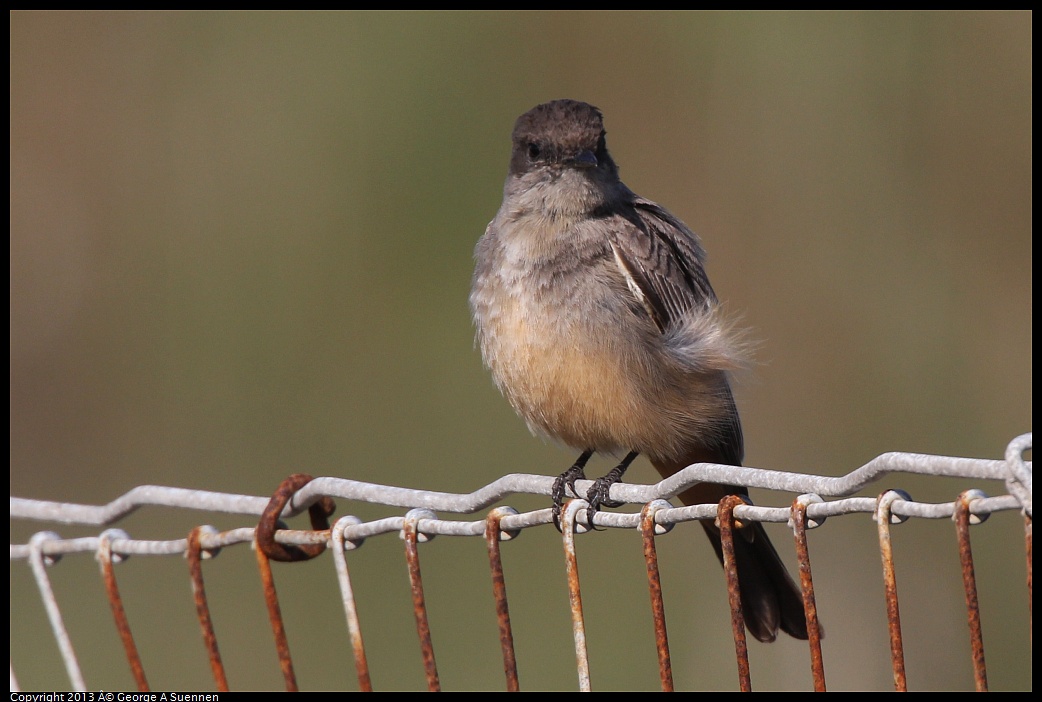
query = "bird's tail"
(652, 459, 811, 643)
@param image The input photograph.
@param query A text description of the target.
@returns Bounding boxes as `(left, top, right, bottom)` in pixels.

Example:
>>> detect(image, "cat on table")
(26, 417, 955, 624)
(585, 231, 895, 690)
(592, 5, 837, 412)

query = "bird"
(470, 99, 809, 642)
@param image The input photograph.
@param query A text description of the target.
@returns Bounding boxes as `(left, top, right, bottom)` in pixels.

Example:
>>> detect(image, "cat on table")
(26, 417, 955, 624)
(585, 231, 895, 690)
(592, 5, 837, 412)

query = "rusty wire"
(717, 495, 753, 692)
(954, 490, 989, 692)
(485, 507, 520, 691)
(639, 500, 675, 692)
(790, 495, 827, 692)
(97, 530, 149, 692)
(1027, 515, 1033, 642)
(253, 474, 342, 692)
(186, 526, 229, 691)
(403, 509, 441, 692)
(255, 545, 298, 691)
(875, 490, 908, 692)
(256, 474, 334, 563)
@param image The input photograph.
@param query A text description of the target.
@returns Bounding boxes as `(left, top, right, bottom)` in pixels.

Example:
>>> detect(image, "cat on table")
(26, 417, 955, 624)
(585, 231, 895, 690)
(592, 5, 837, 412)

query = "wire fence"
(10, 433, 1032, 692)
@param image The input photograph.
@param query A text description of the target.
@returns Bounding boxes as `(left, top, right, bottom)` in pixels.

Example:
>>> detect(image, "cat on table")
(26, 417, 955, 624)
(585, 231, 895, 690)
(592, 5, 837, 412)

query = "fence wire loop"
(715, 493, 752, 532)
(402, 508, 438, 543)
(641, 499, 675, 536)
(954, 489, 990, 525)
(875, 489, 912, 525)
(564, 499, 594, 536)
(189, 524, 222, 560)
(257, 474, 335, 562)
(487, 506, 521, 541)
(1004, 433, 1032, 517)
(29, 531, 63, 567)
(97, 529, 131, 564)
(789, 493, 826, 530)
(333, 515, 365, 551)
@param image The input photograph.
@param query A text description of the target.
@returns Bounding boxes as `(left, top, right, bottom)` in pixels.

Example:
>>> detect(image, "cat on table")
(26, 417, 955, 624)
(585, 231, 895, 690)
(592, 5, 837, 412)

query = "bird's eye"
(527, 142, 542, 160)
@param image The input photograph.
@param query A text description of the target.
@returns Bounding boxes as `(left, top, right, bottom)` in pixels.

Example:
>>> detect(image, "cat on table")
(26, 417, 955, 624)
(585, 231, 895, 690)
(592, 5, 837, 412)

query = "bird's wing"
(605, 196, 717, 334)
(606, 196, 744, 466)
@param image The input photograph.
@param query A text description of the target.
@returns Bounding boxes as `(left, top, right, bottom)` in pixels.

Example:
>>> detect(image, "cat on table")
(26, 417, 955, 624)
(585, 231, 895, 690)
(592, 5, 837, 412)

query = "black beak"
(568, 150, 598, 169)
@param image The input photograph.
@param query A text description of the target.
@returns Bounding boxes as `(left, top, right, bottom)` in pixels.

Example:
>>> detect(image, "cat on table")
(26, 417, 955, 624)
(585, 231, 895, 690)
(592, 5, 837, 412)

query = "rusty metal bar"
(485, 507, 520, 691)
(954, 491, 988, 692)
(186, 527, 229, 691)
(717, 495, 752, 692)
(255, 546, 298, 691)
(252, 473, 339, 691)
(561, 499, 592, 692)
(790, 496, 826, 691)
(97, 531, 149, 692)
(639, 500, 673, 692)
(875, 491, 908, 692)
(256, 474, 334, 563)
(1026, 515, 1032, 643)
(403, 509, 440, 692)
(331, 516, 372, 692)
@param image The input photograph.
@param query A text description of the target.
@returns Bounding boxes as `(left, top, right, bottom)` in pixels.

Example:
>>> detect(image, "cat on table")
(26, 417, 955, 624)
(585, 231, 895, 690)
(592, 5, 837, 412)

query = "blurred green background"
(10, 11, 1031, 692)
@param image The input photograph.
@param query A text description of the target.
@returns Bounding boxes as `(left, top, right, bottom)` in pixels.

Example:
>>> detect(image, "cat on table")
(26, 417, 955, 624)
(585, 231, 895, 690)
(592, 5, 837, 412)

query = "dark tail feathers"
(700, 519, 810, 642)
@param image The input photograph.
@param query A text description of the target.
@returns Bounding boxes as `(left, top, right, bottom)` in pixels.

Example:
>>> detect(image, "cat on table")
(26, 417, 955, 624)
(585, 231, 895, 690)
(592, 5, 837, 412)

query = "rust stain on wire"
(253, 474, 339, 691)
(186, 527, 229, 691)
(331, 517, 372, 692)
(717, 495, 752, 692)
(256, 474, 335, 563)
(403, 512, 440, 692)
(954, 491, 988, 692)
(255, 546, 298, 691)
(790, 497, 826, 692)
(1026, 515, 1032, 642)
(639, 501, 673, 692)
(875, 491, 907, 692)
(97, 533, 149, 692)
(485, 508, 520, 691)
(561, 499, 591, 692)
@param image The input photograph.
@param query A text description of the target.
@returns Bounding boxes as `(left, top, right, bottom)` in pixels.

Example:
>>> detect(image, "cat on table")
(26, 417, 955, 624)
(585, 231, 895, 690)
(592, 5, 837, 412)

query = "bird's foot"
(586, 467, 627, 513)
(552, 451, 593, 531)
(583, 451, 639, 528)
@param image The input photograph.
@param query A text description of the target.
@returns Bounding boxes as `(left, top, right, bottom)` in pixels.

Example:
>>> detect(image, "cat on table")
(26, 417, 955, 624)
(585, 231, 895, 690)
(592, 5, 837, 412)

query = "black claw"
(586, 474, 626, 512)
(583, 451, 639, 528)
(552, 450, 593, 531)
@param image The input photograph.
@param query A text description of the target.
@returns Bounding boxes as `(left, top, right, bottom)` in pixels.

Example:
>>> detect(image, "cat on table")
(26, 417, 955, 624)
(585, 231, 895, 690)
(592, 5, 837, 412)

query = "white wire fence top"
(10, 433, 1032, 544)
(9, 432, 1033, 692)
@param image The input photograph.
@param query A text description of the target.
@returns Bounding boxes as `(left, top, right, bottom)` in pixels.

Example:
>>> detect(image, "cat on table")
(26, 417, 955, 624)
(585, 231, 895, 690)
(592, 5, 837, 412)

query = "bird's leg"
(586, 451, 639, 514)
(552, 449, 594, 530)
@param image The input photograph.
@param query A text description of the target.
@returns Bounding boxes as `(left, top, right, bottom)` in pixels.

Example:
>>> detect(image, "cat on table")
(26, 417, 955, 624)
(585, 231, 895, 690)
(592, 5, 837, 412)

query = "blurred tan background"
(10, 11, 1031, 691)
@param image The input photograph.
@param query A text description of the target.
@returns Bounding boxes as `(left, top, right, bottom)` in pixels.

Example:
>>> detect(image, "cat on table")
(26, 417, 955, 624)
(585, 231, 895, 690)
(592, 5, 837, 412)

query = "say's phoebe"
(470, 99, 809, 642)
